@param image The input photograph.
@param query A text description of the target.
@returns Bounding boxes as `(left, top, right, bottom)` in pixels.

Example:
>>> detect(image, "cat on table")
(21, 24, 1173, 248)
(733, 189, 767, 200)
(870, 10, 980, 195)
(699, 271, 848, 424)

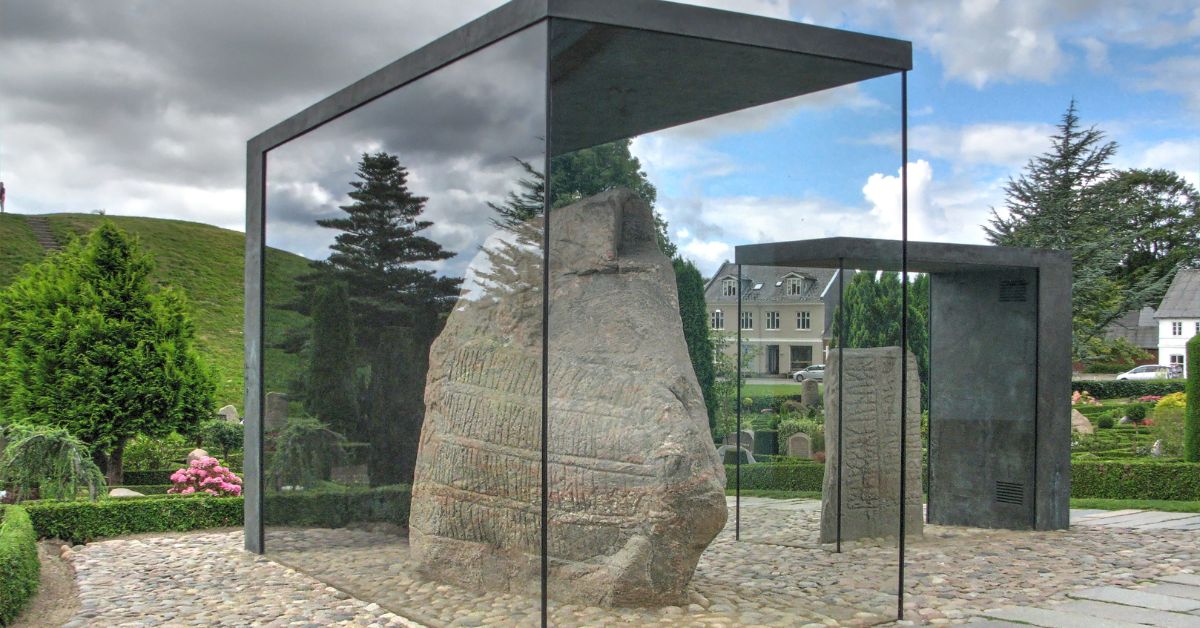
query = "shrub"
(778, 418, 824, 454)
(1072, 390, 1102, 406)
(1127, 404, 1148, 423)
(0, 424, 105, 501)
(780, 400, 806, 415)
(122, 469, 181, 486)
(263, 485, 410, 528)
(198, 420, 243, 461)
(23, 495, 243, 544)
(267, 415, 346, 489)
(1157, 392, 1186, 410)
(1097, 416, 1115, 429)
(725, 462, 824, 492)
(1084, 361, 1135, 374)
(168, 456, 242, 496)
(123, 432, 190, 472)
(1071, 380, 1185, 399)
(0, 505, 40, 624)
(750, 412, 777, 431)
(1152, 408, 1186, 457)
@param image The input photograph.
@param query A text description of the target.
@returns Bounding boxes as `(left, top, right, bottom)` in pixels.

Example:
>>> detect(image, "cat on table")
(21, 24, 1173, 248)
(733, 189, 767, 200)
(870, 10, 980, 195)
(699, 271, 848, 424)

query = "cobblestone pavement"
(59, 499, 1200, 627)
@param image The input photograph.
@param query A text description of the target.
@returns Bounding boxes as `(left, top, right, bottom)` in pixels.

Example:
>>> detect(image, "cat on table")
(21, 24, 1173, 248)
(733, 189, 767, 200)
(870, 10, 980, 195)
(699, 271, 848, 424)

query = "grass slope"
(0, 213, 311, 408)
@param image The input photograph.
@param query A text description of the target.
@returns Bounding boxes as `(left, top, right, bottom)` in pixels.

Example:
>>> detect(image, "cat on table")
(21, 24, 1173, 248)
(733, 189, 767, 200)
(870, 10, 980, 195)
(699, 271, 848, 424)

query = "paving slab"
(1143, 582, 1200, 601)
(1071, 509, 1144, 521)
(1135, 515, 1200, 530)
(963, 620, 1031, 627)
(1160, 574, 1200, 587)
(1072, 511, 1200, 528)
(1069, 585, 1200, 612)
(1053, 599, 1200, 628)
(984, 605, 1147, 628)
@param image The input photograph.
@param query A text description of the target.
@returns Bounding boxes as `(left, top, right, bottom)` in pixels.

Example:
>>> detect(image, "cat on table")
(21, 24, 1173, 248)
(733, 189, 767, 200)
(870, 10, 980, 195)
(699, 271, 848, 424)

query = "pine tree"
(313, 152, 462, 485)
(0, 221, 215, 484)
(303, 279, 360, 440)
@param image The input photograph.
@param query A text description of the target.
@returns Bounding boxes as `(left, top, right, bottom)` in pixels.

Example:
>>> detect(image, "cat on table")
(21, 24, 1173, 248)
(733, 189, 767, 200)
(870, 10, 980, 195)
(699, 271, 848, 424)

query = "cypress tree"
(1186, 334, 1200, 462)
(673, 258, 717, 431)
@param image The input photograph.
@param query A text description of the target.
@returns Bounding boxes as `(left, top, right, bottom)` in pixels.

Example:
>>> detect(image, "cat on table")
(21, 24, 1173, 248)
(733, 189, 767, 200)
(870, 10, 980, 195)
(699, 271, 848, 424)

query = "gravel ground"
(57, 498, 1200, 627)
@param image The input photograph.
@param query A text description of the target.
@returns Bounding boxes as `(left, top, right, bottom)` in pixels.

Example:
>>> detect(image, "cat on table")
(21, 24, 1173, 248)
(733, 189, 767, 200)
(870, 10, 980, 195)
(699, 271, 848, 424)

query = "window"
(1195, 321, 1199, 335)
(1173, 321, 1183, 336)
(790, 345, 813, 370)
(787, 277, 803, 296)
(740, 311, 753, 330)
(797, 311, 811, 330)
(722, 278, 736, 297)
(710, 309, 724, 330)
(1171, 354, 1185, 366)
(766, 311, 780, 330)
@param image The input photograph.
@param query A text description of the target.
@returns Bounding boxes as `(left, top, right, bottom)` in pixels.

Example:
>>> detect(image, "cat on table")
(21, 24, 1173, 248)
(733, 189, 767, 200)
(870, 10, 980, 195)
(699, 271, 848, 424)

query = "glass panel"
(262, 22, 546, 625)
(546, 19, 905, 625)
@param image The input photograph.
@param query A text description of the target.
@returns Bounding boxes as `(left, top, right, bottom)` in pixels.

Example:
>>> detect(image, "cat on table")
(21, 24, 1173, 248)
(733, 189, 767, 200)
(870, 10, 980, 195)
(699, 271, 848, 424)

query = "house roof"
(704, 262, 838, 305)
(1104, 306, 1158, 349)
(1156, 270, 1200, 318)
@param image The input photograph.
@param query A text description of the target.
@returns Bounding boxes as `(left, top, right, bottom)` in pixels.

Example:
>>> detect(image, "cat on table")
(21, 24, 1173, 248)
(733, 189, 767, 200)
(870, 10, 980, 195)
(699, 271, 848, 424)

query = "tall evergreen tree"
(303, 279, 360, 440)
(315, 152, 462, 485)
(985, 101, 1182, 359)
(673, 258, 718, 431)
(0, 221, 215, 484)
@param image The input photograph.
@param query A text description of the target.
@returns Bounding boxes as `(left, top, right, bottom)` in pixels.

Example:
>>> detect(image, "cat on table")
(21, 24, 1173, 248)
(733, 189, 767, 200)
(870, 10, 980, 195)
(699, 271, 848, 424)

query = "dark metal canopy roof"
(735, 237, 1070, 273)
(249, 0, 912, 156)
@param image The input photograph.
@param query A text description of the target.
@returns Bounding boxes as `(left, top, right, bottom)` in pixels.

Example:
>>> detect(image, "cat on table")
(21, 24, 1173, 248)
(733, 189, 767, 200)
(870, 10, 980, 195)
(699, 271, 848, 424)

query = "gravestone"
(109, 488, 145, 498)
(1070, 409, 1093, 435)
(787, 432, 812, 458)
(264, 392, 288, 432)
(723, 430, 754, 452)
(186, 448, 209, 464)
(716, 444, 756, 465)
(820, 347, 922, 543)
(801, 379, 820, 408)
(411, 190, 726, 607)
(218, 404, 239, 424)
(331, 464, 370, 485)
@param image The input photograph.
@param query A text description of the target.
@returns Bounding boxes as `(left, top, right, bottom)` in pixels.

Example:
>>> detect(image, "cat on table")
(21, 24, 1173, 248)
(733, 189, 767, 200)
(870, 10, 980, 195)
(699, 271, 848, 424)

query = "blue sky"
(1, 0, 1197, 278)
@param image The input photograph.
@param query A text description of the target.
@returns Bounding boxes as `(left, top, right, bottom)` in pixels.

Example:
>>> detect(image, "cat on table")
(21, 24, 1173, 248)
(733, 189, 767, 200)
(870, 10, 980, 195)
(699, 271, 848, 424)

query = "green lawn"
(725, 489, 822, 499)
(743, 383, 822, 398)
(0, 215, 45, 286)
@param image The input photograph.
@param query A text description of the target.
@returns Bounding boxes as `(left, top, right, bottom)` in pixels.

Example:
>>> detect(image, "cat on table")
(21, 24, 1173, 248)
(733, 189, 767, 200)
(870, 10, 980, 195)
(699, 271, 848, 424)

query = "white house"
(1156, 269, 1200, 375)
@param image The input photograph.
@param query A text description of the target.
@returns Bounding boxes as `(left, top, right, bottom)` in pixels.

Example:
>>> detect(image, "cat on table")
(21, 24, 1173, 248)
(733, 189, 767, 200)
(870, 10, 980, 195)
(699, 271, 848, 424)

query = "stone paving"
(56, 499, 1200, 627)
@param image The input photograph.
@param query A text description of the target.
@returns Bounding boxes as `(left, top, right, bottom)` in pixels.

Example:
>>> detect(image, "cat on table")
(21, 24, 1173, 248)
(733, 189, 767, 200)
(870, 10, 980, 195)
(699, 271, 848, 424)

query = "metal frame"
(245, 0, 914, 622)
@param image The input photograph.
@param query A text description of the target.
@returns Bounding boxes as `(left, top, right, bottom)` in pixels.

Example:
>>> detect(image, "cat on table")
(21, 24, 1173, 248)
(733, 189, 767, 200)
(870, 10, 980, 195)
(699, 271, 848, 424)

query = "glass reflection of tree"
(294, 152, 462, 487)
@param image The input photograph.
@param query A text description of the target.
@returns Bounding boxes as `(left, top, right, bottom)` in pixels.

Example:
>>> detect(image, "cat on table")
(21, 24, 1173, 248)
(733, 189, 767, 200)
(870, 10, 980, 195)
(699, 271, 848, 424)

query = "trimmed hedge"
(264, 485, 411, 528)
(727, 460, 1200, 502)
(1072, 380, 1185, 398)
(0, 505, 41, 625)
(24, 495, 243, 544)
(1072, 461, 1200, 500)
(725, 462, 824, 492)
(21, 485, 413, 545)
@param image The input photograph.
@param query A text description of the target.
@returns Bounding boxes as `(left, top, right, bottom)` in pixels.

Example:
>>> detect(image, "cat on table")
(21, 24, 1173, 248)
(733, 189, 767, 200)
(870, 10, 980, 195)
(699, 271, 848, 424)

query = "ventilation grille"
(999, 279, 1029, 302)
(996, 481, 1025, 505)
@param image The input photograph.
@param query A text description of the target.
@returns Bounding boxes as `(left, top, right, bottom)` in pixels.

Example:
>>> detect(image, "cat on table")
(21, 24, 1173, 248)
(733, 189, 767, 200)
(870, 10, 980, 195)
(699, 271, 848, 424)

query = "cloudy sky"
(2, 0, 1198, 277)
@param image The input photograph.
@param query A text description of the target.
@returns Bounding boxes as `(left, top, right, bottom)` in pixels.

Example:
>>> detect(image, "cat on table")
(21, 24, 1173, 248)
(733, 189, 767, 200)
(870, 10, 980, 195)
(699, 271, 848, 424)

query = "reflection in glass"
(262, 23, 546, 625)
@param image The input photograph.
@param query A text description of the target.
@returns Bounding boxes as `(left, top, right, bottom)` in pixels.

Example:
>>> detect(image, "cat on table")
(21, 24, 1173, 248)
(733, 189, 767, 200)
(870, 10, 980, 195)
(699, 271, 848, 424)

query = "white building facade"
(1156, 269, 1200, 375)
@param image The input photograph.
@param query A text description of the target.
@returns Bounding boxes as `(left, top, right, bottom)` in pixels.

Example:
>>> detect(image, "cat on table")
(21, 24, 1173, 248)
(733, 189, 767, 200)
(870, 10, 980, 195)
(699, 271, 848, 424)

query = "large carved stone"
(820, 347, 922, 543)
(411, 189, 726, 607)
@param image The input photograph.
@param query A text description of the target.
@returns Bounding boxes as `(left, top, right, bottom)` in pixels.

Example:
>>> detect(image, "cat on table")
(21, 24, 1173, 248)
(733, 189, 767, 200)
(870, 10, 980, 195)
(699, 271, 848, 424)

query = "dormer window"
(722, 278, 737, 297)
(787, 277, 803, 296)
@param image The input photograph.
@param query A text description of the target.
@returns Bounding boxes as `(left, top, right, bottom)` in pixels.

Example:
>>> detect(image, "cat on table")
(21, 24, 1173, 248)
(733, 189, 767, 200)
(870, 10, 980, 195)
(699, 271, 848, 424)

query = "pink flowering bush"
(168, 456, 243, 497)
(1072, 390, 1101, 406)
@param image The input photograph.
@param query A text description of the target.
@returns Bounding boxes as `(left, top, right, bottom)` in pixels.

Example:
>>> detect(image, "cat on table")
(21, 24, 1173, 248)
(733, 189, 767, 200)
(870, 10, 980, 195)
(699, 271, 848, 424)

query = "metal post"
(736, 264, 743, 541)
(540, 33, 552, 626)
(836, 258, 844, 554)
(897, 69, 909, 623)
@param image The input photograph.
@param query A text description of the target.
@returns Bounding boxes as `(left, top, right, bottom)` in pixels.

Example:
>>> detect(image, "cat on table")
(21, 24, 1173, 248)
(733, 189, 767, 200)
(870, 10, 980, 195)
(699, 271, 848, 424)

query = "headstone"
(265, 392, 288, 432)
(1152, 440, 1164, 457)
(1070, 409, 1094, 435)
(218, 404, 239, 423)
(801, 379, 820, 408)
(109, 488, 145, 498)
(716, 444, 756, 465)
(723, 430, 755, 451)
(820, 347, 923, 543)
(186, 448, 209, 464)
(787, 432, 812, 459)
(411, 190, 726, 607)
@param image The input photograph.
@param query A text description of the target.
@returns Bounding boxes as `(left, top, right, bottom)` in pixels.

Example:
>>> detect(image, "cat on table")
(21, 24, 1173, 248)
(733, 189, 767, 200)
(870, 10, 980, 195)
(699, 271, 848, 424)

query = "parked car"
(792, 364, 825, 382)
(1115, 365, 1170, 380)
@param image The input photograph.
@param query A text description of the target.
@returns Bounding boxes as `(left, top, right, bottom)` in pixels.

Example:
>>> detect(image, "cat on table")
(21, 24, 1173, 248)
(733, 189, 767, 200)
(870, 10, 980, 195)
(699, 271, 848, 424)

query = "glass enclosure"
(248, 3, 916, 625)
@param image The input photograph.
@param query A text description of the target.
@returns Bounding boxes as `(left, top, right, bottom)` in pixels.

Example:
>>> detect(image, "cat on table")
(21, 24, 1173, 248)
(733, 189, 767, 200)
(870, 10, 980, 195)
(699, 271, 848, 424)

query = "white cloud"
(862, 159, 997, 245)
(1116, 139, 1200, 188)
(872, 122, 1055, 170)
(1076, 36, 1110, 73)
(1137, 55, 1200, 111)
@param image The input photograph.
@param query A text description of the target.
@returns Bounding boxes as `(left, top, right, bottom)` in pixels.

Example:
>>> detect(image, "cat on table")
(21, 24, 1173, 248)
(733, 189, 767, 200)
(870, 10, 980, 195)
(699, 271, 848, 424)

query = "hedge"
(1072, 380, 1185, 398)
(20, 485, 413, 545)
(727, 460, 1200, 501)
(24, 495, 244, 544)
(0, 505, 41, 625)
